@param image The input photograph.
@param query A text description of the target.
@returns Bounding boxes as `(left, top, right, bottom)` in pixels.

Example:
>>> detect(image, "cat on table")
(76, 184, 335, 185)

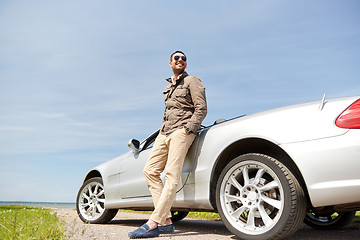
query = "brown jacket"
(160, 71, 207, 135)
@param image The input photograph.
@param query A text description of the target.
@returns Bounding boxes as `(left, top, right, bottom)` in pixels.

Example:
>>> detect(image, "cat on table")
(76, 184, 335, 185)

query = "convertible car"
(76, 95, 360, 240)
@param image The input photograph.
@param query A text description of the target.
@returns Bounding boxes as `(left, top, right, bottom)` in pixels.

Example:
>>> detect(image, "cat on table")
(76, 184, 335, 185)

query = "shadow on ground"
(108, 218, 360, 240)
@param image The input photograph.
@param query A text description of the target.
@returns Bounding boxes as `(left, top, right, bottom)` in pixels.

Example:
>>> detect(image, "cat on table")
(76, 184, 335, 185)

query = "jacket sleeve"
(187, 77, 207, 132)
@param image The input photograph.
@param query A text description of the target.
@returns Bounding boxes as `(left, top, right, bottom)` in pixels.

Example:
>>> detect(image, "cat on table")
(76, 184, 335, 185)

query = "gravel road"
(57, 210, 360, 240)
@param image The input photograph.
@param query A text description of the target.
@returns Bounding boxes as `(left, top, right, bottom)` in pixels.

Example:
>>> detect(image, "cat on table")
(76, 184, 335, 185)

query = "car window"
(143, 138, 155, 150)
(141, 130, 159, 151)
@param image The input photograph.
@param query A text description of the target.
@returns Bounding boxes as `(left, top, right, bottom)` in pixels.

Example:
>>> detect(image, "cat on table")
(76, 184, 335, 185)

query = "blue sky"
(1, 0, 359, 203)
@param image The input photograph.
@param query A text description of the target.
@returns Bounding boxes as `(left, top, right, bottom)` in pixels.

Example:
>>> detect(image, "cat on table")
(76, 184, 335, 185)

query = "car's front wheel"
(76, 177, 118, 223)
(304, 208, 356, 229)
(216, 154, 307, 240)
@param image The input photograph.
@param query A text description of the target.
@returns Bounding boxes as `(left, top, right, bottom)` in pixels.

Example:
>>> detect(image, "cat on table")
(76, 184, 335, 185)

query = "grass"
(0, 205, 67, 240)
(193, 211, 360, 223)
(120, 209, 222, 221)
(355, 211, 360, 224)
(187, 212, 221, 221)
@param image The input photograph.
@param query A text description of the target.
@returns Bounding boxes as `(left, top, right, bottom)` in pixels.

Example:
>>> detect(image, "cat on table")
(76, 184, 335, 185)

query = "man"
(128, 51, 207, 239)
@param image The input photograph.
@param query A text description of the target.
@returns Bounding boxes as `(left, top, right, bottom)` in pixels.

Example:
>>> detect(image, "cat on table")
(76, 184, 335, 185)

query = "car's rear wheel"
(304, 208, 356, 229)
(76, 177, 118, 223)
(216, 153, 307, 240)
(171, 211, 189, 222)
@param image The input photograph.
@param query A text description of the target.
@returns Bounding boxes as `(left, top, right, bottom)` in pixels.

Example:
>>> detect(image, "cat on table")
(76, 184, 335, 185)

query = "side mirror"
(128, 139, 140, 154)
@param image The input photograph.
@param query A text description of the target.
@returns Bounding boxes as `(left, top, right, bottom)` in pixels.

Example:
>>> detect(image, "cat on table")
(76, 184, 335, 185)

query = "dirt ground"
(56, 209, 360, 240)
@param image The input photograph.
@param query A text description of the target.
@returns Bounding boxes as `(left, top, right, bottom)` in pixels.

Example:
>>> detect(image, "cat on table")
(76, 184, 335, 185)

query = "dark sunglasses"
(174, 55, 187, 61)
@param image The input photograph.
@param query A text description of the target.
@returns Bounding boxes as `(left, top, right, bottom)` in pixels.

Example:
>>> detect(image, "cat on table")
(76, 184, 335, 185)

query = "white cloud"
(0, 126, 34, 132)
(16, 184, 33, 188)
(36, 113, 68, 119)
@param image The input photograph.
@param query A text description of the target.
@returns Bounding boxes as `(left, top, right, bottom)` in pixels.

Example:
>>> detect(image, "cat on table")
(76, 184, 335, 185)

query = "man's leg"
(149, 129, 195, 225)
(129, 134, 170, 239)
(143, 133, 169, 210)
(129, 130, 195, 238)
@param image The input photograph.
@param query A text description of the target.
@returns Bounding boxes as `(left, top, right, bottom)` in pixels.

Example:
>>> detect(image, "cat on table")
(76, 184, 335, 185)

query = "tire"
(216, 153, 307, 240)
(304, 208, 356, 229)
(76, 177, 118, 224)
(171, 211, 189, 222)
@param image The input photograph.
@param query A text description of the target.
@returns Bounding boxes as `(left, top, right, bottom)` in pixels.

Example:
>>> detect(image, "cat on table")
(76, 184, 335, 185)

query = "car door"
(117, 132, 157, 199)
(118, 130, 202, 199)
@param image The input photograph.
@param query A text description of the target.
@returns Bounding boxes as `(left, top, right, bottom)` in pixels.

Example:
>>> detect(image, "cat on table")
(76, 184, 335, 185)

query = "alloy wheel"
(219, 160, 284, 235)
(78, 180, 106, 221)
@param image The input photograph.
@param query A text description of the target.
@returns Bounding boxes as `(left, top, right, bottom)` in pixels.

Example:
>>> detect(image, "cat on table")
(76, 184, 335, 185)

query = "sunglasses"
(173, 55, 187, 61)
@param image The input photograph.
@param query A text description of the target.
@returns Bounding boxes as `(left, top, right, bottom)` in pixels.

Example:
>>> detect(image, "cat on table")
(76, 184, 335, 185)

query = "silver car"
(76, 95, 360, 240)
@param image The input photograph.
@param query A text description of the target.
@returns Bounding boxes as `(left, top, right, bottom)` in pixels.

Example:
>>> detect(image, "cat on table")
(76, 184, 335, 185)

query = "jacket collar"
(166, 71, 188, 84)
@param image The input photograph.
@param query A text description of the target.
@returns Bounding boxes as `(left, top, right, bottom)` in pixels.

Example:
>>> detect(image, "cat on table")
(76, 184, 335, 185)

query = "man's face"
(169, 53, 187, 73)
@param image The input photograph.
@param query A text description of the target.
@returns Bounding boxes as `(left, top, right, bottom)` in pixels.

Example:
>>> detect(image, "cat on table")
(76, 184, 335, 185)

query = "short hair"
(170, 50, 186, 61)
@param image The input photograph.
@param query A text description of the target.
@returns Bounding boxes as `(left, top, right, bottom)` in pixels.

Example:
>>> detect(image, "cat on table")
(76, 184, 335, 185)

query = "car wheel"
(76, 177, 118, 224)
(216, 153, 307, 240)
(304, 208, 356, 229)
(171, 211, 189, 222)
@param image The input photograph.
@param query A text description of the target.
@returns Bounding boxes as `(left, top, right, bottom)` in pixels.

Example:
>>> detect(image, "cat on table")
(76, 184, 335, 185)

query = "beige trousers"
(143, 128, 196, 225)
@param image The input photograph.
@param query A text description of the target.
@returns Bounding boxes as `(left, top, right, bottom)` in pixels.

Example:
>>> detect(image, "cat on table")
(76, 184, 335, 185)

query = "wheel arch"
(209, 137, 309, 210)
(83, 170, 103, 183)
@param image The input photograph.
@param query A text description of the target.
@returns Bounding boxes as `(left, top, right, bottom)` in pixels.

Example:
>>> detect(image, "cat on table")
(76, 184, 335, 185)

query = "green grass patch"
(187, 212, 221, 221)
(354, 211, 360, 224)
(120, 209, 221, 221)
(0, 205, 67, 240)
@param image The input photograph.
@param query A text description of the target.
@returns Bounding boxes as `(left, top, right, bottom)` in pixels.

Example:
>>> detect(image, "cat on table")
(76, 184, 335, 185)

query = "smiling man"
(128, 51, 207, 239)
